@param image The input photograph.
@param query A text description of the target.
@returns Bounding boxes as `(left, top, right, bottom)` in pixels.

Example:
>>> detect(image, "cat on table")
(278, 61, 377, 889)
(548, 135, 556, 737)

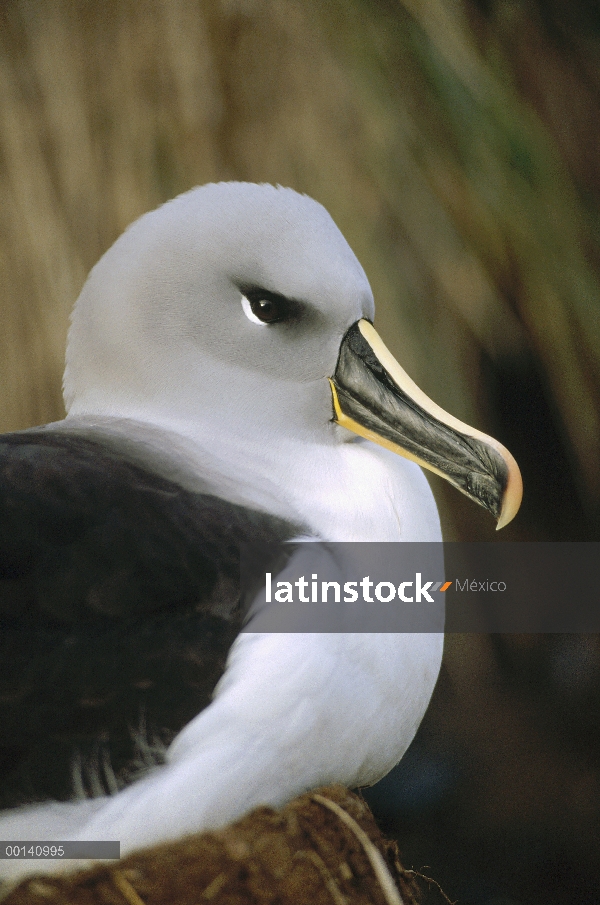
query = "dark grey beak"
(329, 320, 522, 528)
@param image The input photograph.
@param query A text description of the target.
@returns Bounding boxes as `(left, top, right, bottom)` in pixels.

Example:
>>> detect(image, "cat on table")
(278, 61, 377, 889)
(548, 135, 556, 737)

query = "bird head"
(64, 182, 521, 528)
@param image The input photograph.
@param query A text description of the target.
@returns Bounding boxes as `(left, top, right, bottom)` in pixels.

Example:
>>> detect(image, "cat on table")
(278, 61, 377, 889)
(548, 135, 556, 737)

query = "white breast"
(288, 440, 443, 543)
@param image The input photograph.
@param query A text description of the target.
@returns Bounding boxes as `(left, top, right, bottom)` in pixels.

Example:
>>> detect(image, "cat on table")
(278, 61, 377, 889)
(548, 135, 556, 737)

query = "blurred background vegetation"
(0, 1, 599, 902)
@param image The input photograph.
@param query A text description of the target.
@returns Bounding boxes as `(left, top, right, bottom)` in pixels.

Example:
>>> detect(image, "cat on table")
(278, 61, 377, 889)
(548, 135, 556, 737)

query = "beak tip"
(495, 457, 524, 530)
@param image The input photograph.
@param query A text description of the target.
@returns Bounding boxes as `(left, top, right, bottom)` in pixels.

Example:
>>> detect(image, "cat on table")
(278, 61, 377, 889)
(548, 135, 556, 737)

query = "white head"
(64, 182, 374, 451)
(63, 182, 521, 538)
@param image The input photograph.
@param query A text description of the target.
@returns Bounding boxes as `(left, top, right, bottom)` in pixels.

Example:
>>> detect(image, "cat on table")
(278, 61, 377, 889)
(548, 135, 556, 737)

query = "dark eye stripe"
(242, 287, 300, 324)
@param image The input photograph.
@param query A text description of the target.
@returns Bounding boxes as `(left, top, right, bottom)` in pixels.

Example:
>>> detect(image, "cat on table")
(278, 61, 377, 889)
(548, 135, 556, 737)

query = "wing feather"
(0, 431, 296, 806)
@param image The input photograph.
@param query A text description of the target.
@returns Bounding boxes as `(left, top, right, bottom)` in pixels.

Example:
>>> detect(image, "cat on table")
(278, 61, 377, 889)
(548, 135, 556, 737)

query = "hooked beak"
(329, 320, 522, 529)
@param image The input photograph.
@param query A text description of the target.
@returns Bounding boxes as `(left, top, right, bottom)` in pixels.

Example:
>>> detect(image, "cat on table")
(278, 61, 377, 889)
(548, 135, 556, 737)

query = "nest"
(4, 786, 421, 905)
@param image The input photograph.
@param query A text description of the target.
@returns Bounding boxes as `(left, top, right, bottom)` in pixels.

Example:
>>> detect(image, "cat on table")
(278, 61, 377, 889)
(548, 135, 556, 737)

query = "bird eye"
(241, 288, 297, 325)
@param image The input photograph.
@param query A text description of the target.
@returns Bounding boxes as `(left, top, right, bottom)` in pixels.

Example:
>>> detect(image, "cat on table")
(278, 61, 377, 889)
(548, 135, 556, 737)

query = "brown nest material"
(3, 786, 422, 905)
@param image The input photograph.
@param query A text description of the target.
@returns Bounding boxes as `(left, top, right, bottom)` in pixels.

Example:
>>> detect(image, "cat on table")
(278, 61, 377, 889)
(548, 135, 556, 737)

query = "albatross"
(0, 183, 522, 879)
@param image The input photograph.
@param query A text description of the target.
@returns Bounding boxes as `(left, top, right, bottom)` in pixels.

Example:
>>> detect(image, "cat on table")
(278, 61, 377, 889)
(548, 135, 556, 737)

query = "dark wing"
(0, 431, 298, 807)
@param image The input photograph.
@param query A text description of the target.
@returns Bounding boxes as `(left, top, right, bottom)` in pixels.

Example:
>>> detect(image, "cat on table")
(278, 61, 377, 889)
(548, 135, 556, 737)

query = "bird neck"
(57, 414, 442, 543)
(162, 423, 441, 542)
